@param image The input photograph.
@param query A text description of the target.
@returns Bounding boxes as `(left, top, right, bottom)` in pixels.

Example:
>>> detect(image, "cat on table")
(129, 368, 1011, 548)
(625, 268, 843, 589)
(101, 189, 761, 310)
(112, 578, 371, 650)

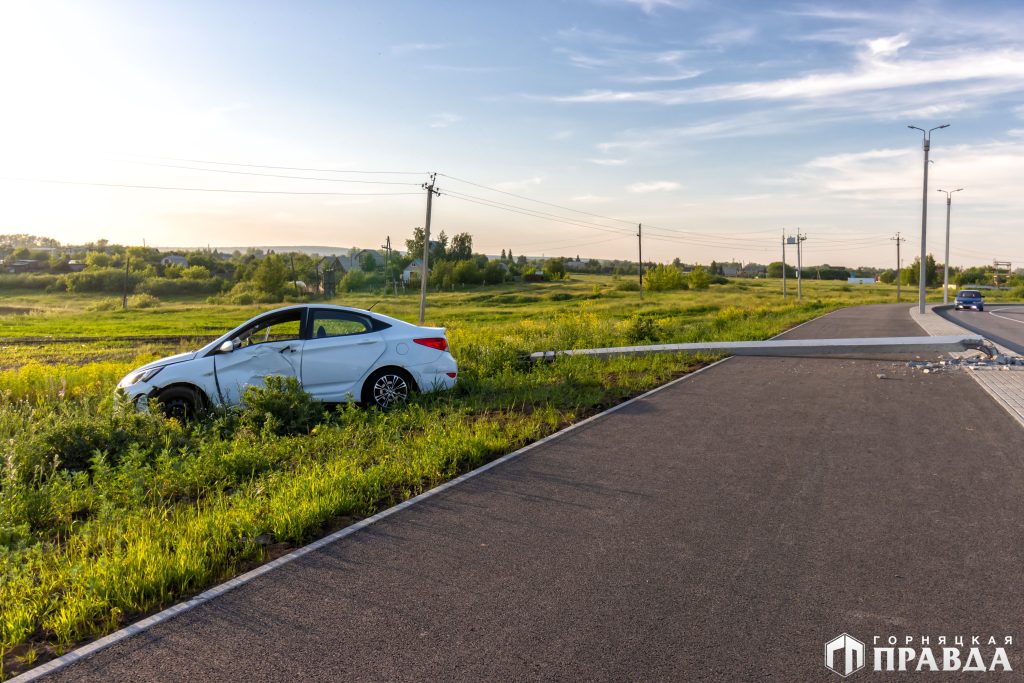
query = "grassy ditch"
(0, 277, 891, 678)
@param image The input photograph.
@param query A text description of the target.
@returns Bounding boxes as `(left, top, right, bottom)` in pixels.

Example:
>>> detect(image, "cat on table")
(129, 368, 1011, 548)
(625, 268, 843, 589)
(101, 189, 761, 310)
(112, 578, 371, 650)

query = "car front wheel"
(362, 369, 414, 409)
(156, 386, 199, 421)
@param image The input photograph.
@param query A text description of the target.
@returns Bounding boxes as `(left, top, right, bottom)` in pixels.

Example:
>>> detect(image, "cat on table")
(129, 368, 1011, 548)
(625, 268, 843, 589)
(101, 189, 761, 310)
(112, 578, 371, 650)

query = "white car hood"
(133, 351, 199, 372)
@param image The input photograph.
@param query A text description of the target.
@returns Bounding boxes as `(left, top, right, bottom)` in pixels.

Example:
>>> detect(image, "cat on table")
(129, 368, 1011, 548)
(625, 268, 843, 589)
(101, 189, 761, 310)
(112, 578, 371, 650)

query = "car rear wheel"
(362, 368, 414, 409)
(156, 386, 199, 421)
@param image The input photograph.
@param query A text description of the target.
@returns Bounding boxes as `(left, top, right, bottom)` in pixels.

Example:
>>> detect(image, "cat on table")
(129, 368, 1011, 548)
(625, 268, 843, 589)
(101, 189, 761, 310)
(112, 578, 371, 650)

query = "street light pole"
(937, 187, 963, 304)
(908, 123, 949, 314)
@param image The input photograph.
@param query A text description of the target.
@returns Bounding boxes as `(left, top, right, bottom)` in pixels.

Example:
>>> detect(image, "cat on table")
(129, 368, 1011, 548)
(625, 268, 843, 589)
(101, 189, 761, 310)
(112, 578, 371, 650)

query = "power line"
(442, 190, 635, 236)
(481, 234, 628, 253)
(437, 173, 638, 227)
(131, 162, 424, 185)
(132, 156, 428, 175)
(1, 177, 422, 196)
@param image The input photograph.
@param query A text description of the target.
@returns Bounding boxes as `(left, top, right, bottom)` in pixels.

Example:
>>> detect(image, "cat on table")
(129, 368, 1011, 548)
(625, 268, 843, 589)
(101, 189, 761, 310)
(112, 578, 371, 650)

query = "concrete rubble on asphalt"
(909, 304, 1024, 428)
(906, 355, 1024, 373)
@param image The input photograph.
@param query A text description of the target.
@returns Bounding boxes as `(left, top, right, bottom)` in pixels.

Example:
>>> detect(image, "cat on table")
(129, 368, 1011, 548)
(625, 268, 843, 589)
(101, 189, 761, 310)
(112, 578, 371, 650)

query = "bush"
(689, 266, 711, 290)
(453, 260, 482, 285)
(0, 273, 61, 290)
(137, 277, 223, 297)
(127, 293, 160, 308)
(12, 404, 189, 479)
(238, 376, 326, 437)
(615, 280, 640, 292)
(621, 314, 659, 344)
(644, 264, 685, 292)
(62, 268, 143, 294)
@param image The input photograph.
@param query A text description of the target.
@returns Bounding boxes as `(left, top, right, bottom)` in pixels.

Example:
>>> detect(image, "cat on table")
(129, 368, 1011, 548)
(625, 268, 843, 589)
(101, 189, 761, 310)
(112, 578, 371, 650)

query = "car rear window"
(958, 291, 980, 297)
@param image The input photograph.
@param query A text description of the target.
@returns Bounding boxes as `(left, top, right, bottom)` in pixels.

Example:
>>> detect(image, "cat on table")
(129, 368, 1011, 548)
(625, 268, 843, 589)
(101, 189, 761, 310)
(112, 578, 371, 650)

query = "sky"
(2, 0, 1024, 268)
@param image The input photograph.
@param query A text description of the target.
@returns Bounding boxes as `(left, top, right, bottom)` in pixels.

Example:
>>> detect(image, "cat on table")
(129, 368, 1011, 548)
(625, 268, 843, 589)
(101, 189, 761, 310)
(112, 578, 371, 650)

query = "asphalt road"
(44, 304, 1024, 682)
(937, 303, 1024, 354)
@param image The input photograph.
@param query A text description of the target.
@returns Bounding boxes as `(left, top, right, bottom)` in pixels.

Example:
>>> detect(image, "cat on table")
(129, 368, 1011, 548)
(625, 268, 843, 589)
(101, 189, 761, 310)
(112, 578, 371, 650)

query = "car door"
(213, 310, 305, 405)
(300, 309, 386, 401)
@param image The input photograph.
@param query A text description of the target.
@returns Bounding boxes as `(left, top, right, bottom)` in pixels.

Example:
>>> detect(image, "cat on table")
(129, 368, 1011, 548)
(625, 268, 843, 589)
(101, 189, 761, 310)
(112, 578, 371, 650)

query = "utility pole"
(289, 253, 300, 296)
(781, 231, 787, 300)
(891, 232, 905, 302)
(380, 236, 392, 295)
(637, 223, 643, 299)
(419, 173, 440, 325)
(796, 231, 806, 301)
(908, 123, 950, 313)
(121, 252, 130, 309)
(937, 188, 962, 304)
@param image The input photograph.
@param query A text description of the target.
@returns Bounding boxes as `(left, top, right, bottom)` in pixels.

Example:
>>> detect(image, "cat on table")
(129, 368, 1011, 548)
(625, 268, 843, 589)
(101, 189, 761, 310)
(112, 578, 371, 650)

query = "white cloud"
(618, 0, 693, 13)
(862, 34, 910, 59)
(897, 102, 970, 119)
(700, 26, 757, 48)
(589, 158, 627, 165)
(628, 180, 681, 193)
(548, 46, 1024, 107)
(551, 130, 574, 141)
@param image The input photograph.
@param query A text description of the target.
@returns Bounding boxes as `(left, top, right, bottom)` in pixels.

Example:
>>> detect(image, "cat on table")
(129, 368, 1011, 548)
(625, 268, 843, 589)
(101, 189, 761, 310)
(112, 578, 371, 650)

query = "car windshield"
(958, 291, 981, 298)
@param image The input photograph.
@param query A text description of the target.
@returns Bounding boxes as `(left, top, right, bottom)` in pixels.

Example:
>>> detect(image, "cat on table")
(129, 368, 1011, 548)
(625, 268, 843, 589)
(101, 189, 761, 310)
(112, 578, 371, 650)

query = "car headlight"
(122, 366, 165, 386)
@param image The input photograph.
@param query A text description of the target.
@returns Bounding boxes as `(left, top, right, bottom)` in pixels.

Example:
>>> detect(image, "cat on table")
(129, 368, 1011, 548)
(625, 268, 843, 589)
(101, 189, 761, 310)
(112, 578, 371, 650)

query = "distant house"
(317, 256, 346, 296)
(67, 259, 87, 272)
(402, 259, 428, 283)
(4, 259, 44, 274)
(523, 270, 546, 283)
(741, 263, 767, 278)
(720, 262, 743, 277)
(160, 255, 189, 268)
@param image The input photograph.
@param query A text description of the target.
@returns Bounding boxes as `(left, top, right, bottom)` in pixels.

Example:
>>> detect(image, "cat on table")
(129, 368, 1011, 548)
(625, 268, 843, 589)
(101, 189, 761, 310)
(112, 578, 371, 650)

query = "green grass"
(0, 274, 1010, 678)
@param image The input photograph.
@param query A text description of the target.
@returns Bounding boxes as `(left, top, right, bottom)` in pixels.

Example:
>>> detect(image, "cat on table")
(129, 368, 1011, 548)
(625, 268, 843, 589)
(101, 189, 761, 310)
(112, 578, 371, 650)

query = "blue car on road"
(954, 289, 985, 311)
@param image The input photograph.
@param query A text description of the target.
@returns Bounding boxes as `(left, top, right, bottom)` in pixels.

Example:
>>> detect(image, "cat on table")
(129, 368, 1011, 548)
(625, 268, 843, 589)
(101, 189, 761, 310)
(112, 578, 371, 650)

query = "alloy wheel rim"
(372, 374, 408, 407)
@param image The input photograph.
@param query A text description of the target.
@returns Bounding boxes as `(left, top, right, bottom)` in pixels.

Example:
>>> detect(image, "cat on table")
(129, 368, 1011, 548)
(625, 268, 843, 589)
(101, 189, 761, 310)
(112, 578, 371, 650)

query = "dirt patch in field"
(0, 306, 37, 315)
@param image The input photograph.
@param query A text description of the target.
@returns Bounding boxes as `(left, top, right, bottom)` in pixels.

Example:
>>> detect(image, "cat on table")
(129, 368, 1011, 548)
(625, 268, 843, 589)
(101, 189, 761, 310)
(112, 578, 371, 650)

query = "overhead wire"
(437, 172, 638, 227)
(1, 177, 422, 196)
(130, 161, 424, 186)
(131, 156, 428, 176)
(441, 190, 635, 237)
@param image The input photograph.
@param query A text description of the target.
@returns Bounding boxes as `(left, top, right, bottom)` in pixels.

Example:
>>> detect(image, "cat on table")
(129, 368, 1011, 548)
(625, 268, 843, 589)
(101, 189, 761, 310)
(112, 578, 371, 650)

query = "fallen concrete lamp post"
(529, 335, 997, 362)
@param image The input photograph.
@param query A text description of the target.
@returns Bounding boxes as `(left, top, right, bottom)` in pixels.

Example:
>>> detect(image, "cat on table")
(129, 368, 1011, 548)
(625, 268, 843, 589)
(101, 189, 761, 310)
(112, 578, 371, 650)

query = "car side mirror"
(218, 340, 236, 354)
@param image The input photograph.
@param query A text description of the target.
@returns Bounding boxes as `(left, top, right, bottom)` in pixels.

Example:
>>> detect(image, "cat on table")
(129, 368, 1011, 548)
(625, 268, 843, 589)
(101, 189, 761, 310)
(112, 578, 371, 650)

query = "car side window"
(309, 310, 373, 339)
(237, 312, 303, 346)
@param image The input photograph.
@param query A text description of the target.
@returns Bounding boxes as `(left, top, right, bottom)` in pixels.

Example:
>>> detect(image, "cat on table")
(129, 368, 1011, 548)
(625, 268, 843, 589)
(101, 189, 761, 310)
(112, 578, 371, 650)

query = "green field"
(0, 275, 1006, 678)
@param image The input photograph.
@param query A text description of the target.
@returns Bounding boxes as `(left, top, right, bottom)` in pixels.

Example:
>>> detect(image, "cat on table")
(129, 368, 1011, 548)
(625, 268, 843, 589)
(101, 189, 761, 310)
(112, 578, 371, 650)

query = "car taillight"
(414, 337, 448, 352)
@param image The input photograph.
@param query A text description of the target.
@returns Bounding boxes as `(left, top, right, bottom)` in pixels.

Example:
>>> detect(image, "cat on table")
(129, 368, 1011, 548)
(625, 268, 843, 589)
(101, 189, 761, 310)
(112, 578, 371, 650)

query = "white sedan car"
(117, 304, 457, 417)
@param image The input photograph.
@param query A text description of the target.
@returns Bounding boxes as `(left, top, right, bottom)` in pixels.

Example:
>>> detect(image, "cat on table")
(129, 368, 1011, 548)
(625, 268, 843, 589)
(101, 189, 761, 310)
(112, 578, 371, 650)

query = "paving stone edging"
(909, 305, 1024, 429)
